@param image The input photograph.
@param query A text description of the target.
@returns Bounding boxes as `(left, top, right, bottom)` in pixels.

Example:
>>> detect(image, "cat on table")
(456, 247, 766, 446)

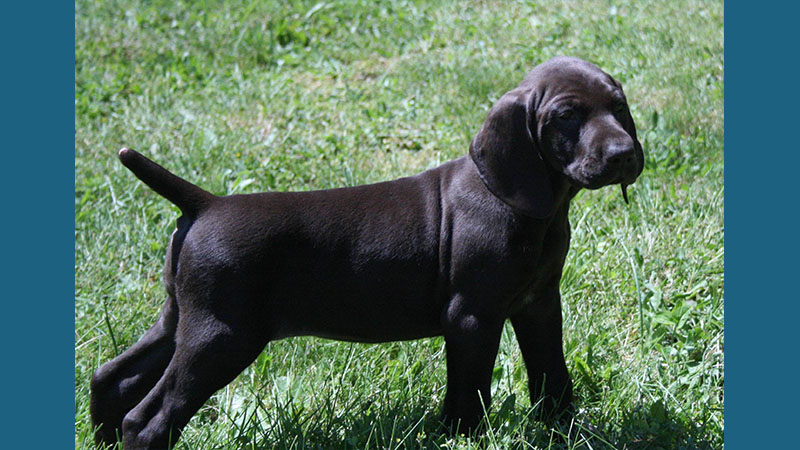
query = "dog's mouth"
(566, 160, 641, 202)
(573, 167, 619, 190)
(573, 170, 637, 205)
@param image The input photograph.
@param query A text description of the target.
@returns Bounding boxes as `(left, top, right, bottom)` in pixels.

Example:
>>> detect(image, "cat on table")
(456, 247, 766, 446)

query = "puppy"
(91, 56, 643, 449)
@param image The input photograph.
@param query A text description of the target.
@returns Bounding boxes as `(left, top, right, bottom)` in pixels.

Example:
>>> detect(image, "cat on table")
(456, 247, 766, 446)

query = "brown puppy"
(91, 56, 643, 449)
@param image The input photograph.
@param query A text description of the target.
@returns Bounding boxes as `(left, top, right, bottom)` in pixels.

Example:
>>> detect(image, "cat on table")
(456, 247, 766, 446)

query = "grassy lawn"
(75, 0, 723, 448)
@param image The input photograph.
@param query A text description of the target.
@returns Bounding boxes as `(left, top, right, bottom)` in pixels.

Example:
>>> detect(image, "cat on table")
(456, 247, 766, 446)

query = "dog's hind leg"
(120, 306, 268, 449)
(90, 295, 179, 446)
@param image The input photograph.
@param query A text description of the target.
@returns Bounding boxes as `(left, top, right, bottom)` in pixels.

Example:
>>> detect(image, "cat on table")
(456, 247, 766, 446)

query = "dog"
(90, 56, 643, 449)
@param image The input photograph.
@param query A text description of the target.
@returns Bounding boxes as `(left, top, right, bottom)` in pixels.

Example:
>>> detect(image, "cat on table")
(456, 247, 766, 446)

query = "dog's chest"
(516, 216, 571, 304)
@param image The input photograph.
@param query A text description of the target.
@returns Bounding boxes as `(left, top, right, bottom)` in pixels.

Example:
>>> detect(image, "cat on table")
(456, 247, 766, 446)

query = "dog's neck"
(546, 169, 579, 216)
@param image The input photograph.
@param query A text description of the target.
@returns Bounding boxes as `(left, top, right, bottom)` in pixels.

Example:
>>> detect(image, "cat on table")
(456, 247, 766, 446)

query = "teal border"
(725, 2, 798, 448)
(0, 3, 75, 448)
(2, 1, 796, 448)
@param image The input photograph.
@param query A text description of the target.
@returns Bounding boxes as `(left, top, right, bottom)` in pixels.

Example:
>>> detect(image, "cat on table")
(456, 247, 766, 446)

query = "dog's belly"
(278, 302, 445, 343)
(265, 242, 445, 342)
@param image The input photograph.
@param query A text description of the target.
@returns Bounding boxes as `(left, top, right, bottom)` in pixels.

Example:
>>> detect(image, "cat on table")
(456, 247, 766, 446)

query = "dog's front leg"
(440, 296, 504, 434)
(510, 287, 573, 420)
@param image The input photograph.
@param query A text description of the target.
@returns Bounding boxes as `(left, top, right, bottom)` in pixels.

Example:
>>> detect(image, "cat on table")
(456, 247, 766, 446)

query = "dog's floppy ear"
(469, 92, 553, 218)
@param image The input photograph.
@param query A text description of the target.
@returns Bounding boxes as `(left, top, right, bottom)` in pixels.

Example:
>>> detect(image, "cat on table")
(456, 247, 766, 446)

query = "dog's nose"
(605, 143, 636, 168)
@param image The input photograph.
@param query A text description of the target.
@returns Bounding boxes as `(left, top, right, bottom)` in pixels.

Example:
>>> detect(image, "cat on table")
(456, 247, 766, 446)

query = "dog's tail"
(118, 148, 215, 217)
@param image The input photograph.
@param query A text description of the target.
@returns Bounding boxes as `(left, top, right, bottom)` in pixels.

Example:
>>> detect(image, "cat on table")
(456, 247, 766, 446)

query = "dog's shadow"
(193, 382, 443, 449)
(594, 401, 719, 450)
(531, 399, 719, 450)
(190, 389, 717, 450)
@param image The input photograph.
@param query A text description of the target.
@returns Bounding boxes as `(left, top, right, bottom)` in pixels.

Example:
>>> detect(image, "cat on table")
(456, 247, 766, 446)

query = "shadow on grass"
(602, 401, 718, 450)
(550, 400, 720, 450)
(225, 391, 444, 449)
(222, 393, 719, 450)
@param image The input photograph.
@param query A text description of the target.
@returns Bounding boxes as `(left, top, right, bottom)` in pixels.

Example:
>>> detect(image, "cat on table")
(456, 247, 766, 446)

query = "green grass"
(75, 0, 724, 448)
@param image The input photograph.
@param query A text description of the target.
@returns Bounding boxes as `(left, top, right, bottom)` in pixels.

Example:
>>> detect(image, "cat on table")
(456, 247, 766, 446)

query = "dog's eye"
(558, 109, 576, 121)
(613, 102, 626, 114)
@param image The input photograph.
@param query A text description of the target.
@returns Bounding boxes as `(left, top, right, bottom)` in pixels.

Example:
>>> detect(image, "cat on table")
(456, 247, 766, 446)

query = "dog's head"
(470, 56, 644, 218)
